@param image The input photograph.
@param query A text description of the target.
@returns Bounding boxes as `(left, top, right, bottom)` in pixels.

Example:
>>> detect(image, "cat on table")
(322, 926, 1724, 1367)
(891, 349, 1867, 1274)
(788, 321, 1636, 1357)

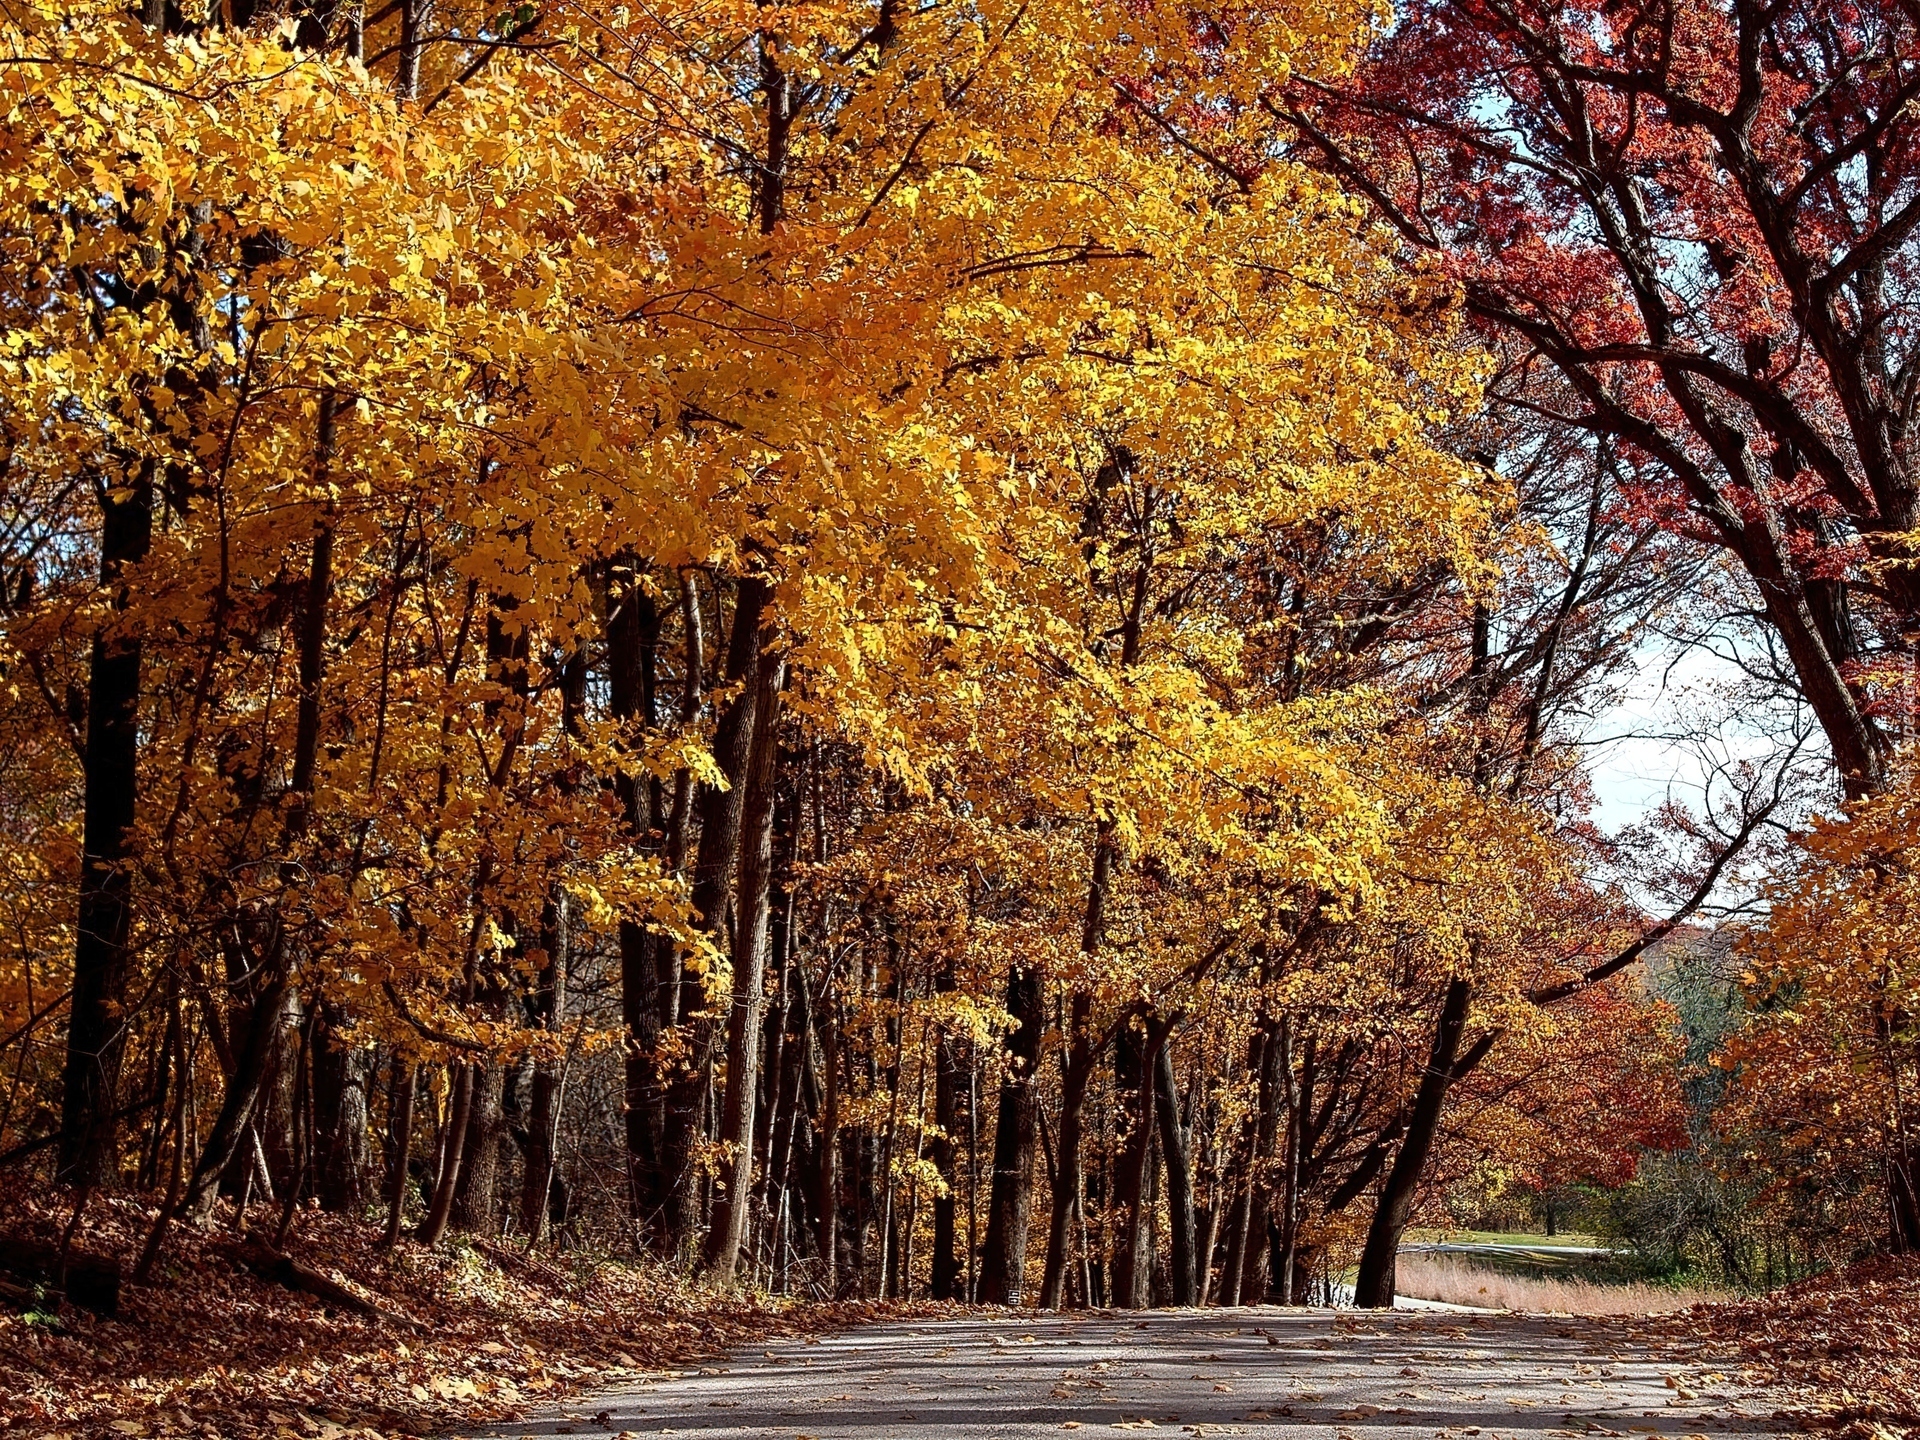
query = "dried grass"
(1395, 1252, 1728, 1315)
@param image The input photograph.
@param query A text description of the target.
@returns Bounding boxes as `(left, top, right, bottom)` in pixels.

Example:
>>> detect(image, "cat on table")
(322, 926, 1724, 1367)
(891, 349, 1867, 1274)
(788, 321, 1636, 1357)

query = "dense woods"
(2, 0, 1917, 1327)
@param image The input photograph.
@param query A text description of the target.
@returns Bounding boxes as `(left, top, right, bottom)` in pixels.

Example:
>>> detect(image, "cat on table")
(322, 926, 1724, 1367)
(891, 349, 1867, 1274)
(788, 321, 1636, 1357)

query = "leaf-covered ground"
(0, 1181, 940, 1440)
(7, 1175, 1918, 1440)
(1654, 1254, 1920, 1437)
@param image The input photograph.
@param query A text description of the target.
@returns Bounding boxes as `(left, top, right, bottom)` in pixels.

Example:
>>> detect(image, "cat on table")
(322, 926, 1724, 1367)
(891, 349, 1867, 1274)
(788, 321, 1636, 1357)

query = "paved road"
(472, 1309, 1792, 1440)
(1404, 1244, 1620, 1263)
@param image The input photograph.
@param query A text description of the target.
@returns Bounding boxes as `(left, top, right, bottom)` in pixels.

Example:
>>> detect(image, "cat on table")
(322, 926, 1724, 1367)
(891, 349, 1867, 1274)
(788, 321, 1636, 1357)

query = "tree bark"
(184, 977, 296, 1218)
(1109, 1023, 1158, 1309)
(395, 0, 432, 100)
(416, 1061, 477, 1246)
(1217, 1027, 1268, 1306)
(1037, 992, 1095, 1309)
(1039, 805, 1123, 1309)
(661, 575, 768, 1256)
(519, 894, 568, 1243)
(59, 462, 155, 1189)
(1352, 977, 1473, 1307)
(929, 956, 962, 1300)
(979, 962, 1045, 1305)
(1154, 1041, 1196, 1306)
(814, 978, 841, 1292)
(182, 403, 339, 1214)
(381, 1060, 418, 1247)
(1274, 1031, 1311, 1303)
(312, 1004, 371, 1213)
(704, 635, 787, 1279)
(609, 569, 666, 1233)
(1240, 1021, 1284, 1302)
(452, 1061, 506, 1236)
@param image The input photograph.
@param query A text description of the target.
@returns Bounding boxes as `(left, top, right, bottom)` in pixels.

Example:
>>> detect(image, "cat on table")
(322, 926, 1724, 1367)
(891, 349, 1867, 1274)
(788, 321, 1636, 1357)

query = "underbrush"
(1395, 1252, 1729, 1315)
(0, 1178, 939, 1439)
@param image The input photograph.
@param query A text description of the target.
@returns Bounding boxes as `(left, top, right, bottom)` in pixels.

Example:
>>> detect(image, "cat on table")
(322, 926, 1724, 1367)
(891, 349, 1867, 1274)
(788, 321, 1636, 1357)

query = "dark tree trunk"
(763, 927, 809, 1287)
(1240, 1022, 1284, 1302)
(1290, 1244, 1320, 1305)
(814, 986, 841, 1292)
(929, 957, 962, 1300)
(1353, 978, 1473, 1307)
(1274, 1031, 1311, 1303)
(185, 411, 342, 1217)
(312, 1006, 371, 1212)
(520, 897, 568, 1243)
(1038, 814, 1120, 1310)
(184, 978, 296, 1217)
(417, 1061, 477, 1246)
(417, 595, 526, 1247)
(608, 569, 667, 1234)
(59, 463, 156, 1189)
(1038, 996, 1095, 1309)
(1888, 1153, 1920, 1254)
(395, 0, 432, 99)
(978, 962, 1045, 1305)
(453, 1062, 506, 1236)
(1110, 1023, 1157, 1309)
(382, 1060, 418, 1247)
(1217, 1028, 1268, 1306)
(1153, 1039, 1196, 1306)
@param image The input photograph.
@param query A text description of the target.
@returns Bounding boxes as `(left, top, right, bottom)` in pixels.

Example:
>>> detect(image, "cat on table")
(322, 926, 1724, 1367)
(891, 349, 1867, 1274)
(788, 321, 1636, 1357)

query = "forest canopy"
(2, 0, 1917, 1322)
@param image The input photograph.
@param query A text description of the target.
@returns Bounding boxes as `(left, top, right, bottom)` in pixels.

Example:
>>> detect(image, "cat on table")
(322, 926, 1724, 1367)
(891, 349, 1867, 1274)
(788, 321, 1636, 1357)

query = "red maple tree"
(1275, 0, 1920, 794)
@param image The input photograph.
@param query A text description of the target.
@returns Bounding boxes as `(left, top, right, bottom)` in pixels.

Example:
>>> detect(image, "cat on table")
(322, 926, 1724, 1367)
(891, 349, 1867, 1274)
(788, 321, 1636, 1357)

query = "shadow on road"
(471, 1308, 1786, 1440)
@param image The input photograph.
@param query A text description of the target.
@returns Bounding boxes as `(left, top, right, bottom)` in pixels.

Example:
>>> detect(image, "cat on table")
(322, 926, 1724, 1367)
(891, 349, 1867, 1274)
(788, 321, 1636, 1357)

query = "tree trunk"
(1037, 996, 1095, 1309)
(1240, 1022, 1284, 1302)
(978, 962, 1045, 1305)
(751, 895, 793, 1261)
(609, 568, 668, 1235)
(1274, 1032, 1311, 1303)
(764, 939, 809, 1289)
(1352, 977, 1473, 1307)
(381, 1060, 418, 1247)
(930, 958, 962, 1300)
(704, 639, 787, 1279)
(1153, 1040, 1196, 1306)
(183, 413, 341, 1215)
(312, 1006, 371, 1213)
(1109, 1023, 1157, 1309)
(59, 463, 156, 1189)
(661, 575, 768, 1257)
(417, 1062, 477, 1246)
(1290, 1244, 1320, 1305)
(520, 909, 568, 1242)
(453, 1061, 506, 1236)
(395, 0, 432, 100)
(814, 982, 841, 1292)
(1038, 808, 1122, 1309)
(1217, 1028, 1268, 1306)
(183, 977, 296, 1218)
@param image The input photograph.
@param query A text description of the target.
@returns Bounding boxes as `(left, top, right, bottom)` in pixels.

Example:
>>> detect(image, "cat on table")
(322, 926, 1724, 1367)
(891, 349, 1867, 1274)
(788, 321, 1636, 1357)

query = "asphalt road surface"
(470, 1308, 1793, 1440)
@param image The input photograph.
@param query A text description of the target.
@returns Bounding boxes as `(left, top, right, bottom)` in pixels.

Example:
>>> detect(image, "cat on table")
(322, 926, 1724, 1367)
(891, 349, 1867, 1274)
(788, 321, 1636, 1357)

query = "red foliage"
(1278, 0, 1920, 792)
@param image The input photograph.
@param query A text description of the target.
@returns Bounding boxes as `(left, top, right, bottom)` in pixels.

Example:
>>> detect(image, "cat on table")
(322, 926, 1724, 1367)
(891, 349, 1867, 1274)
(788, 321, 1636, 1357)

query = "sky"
(1576, 636, 1824, 915)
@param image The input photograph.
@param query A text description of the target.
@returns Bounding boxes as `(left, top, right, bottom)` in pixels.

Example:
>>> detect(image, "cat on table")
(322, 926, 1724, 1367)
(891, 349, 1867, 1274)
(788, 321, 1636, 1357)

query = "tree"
(1276, 0, 1920, 797)
(1719, 773, 1920, 1253)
